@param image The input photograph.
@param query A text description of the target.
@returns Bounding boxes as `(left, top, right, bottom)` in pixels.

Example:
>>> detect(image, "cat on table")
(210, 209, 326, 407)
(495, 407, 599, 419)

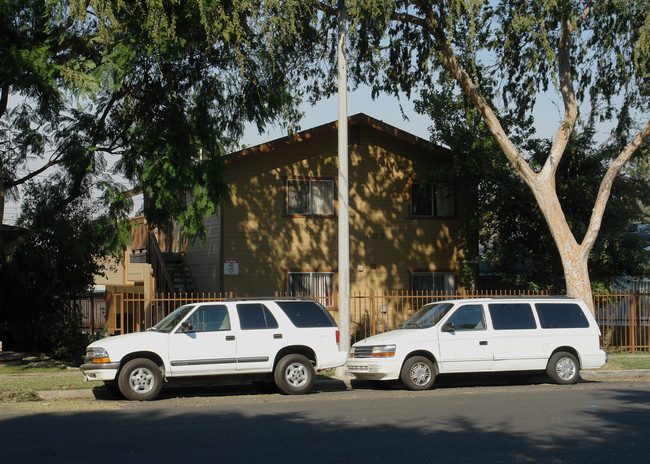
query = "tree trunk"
(530, 179, 595, 314)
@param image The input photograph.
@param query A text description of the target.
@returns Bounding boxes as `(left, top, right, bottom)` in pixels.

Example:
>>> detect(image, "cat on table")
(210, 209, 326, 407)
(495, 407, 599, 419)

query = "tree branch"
(6, 154, 66, 189)
(0, 84, 7, 119)
(410, 5, 537, 186)
(581, 120, 650, 259)
(543, 17, 578, 180)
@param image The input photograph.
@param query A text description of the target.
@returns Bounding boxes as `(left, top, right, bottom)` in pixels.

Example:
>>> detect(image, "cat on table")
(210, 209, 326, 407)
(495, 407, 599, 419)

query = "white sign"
(224, 258, 239, 275)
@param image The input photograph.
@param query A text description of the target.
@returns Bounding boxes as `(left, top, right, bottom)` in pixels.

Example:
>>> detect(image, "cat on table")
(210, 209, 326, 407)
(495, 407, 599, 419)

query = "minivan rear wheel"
(547, 352, 580, 385)
(400, 356, 436, 390)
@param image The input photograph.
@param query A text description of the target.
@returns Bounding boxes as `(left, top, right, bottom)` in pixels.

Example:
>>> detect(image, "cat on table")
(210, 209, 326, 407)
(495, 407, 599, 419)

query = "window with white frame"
(287, 271, 335, 307)
(411, 271, 455, 295)
(410, 182, 455, 217)
(287, 179, 335, 216)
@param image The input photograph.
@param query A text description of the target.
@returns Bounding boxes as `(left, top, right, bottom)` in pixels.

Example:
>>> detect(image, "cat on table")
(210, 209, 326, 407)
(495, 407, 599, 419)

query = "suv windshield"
(151, 305, 195, 333)
(401, 303, 454, 329)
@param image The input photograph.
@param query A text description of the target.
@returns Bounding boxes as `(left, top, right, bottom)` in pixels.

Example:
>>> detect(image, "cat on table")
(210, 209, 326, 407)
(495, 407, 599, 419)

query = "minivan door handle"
(226, 335, 235, 341)
(273, 334, 283, 339)
(479, 341, 488, 346)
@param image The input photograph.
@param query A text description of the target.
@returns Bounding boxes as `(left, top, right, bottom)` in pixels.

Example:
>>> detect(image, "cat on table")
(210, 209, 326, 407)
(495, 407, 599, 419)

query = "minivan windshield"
(400, 303, 454, 329)
(150, 305, 195, 333)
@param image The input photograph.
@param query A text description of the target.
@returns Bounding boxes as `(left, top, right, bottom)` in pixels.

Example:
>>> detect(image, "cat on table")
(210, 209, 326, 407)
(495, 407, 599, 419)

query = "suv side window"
(186, 305, 230, 332)
(236, 304, 279, 330)
(536, 303, 590, 329)
(446, 305, 485, 331)
(488, 303, 537, 330)
(276, 301, 337, 328)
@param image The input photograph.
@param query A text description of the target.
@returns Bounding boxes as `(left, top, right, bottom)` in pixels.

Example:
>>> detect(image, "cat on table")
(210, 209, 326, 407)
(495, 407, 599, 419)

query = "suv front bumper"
(80, 362, 120, 382)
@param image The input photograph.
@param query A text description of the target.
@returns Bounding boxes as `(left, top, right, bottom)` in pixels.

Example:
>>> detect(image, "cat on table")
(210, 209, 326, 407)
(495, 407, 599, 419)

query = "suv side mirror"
(180, 321, 193, 332)
(442, 322, 455, 332)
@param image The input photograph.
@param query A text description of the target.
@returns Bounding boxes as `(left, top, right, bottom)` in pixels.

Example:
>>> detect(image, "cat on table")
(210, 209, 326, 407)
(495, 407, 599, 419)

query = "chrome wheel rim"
(285, 362, 308, 388)
(129, 367, 155, 393)
(556, 357, 577, 381)
(410, 361, 432, 386)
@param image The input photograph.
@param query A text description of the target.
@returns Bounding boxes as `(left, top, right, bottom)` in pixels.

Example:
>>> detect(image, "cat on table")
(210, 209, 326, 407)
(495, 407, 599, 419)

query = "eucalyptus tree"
(311, 0, 649, 311)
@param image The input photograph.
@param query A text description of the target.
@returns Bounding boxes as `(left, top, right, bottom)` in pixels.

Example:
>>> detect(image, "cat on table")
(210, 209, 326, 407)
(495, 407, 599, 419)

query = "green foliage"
(416, 88, 650, 290)
(0, 187, 111, 362)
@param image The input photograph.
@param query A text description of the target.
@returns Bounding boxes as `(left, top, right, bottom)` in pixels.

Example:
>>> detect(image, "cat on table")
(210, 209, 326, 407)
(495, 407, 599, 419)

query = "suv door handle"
(226, 335, 235, 341)
(273, 334, 283, 339)
(479, 341, 488, 346)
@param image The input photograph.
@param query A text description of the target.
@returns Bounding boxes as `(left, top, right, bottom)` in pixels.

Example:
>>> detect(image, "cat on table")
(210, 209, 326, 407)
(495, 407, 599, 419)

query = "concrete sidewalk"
(36, 368, 650, 400)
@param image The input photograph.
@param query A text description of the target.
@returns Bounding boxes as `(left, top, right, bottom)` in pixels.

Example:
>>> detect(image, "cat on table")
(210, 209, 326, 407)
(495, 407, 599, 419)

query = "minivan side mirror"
(442, 322, 455, 332)
(180, 321, 193, 332)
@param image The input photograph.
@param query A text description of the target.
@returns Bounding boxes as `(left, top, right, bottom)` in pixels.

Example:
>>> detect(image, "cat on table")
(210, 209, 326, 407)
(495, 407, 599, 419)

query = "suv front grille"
(353, 346, 374, 358)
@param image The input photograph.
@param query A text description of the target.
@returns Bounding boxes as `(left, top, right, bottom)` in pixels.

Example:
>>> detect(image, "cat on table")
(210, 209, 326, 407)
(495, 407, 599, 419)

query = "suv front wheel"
(274, 354, 315, 395)
(118, 358, 163, 401)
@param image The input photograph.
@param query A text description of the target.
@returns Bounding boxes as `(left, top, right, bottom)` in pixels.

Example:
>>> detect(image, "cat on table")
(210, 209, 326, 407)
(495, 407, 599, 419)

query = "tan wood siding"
(221, 125, 468, 296)
(185, 209, 222, 292)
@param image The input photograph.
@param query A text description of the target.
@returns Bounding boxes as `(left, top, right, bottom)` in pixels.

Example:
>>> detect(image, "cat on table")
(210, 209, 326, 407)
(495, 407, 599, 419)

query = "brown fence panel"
(595, 291, 650, 352)
(112, 289, 649, 352)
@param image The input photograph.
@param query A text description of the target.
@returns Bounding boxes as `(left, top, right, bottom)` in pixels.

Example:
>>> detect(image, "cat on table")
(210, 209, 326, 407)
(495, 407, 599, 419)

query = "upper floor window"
(410, 182, 455, 217)
(286, 179, 335, 216)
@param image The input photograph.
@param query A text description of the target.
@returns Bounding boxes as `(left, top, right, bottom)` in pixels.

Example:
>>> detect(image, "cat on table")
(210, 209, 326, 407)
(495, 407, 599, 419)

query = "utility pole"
(337, 0, 350, 356)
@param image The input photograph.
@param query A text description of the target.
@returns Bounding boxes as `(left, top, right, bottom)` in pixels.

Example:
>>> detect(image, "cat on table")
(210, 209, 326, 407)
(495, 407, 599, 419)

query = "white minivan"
(346, 297, 607, 389)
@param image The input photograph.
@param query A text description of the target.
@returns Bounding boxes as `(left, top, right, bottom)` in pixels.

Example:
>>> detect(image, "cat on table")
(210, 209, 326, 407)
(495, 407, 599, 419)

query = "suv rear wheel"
(274, 354, 314, 395)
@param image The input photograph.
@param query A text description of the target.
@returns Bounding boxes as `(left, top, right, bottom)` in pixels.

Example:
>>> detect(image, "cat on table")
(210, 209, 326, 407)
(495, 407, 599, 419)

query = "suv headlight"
(371, 345, 396, 357)
(86, 347, 111, 364)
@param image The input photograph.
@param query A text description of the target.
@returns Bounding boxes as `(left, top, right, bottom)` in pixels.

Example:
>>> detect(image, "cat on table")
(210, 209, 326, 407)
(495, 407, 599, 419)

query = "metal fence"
(83, 289, 650, 352)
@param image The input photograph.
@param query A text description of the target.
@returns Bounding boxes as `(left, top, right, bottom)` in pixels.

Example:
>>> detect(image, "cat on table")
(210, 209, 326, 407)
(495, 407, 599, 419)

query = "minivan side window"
(446, 305, 486, 330)
(536, 303, 590, 329)
(488, 303, 537, 330)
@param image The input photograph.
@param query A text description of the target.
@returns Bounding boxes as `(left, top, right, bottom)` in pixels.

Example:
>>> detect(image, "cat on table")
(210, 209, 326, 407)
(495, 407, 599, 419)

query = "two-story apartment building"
(94, 113, 470, 332)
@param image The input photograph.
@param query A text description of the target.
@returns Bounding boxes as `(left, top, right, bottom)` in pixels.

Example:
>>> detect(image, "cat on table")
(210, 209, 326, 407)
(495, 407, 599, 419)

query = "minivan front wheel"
(547, 352, 580, 385)
(400, 356, 436, 390)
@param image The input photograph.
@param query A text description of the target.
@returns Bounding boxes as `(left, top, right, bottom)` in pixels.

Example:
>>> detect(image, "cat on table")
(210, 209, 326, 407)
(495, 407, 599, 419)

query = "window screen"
(536, 303, 590, 329)
(488, 303, 537, 330)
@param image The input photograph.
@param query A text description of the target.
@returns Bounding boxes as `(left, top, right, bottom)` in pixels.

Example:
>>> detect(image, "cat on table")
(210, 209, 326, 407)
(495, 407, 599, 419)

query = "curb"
(36, 370, 650, 400)
(579, 369, 650, 380)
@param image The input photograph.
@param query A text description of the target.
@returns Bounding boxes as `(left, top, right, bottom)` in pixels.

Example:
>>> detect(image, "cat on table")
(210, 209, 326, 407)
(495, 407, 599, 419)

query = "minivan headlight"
(371, 345, 396, 357)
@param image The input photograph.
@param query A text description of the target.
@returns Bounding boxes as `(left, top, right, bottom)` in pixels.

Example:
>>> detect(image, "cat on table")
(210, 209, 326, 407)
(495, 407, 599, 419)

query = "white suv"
(347, 297, 607, 390)
(81, 298, 348, 400)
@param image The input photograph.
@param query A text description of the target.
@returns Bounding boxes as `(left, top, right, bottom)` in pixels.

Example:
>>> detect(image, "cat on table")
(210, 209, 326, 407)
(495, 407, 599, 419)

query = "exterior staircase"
(161, 252, 196, 294)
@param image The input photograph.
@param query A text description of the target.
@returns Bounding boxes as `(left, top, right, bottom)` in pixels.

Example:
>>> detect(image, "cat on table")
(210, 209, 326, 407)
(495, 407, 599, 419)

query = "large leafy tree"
(290, 0, 650, 311)
(1, 0, 305, 254)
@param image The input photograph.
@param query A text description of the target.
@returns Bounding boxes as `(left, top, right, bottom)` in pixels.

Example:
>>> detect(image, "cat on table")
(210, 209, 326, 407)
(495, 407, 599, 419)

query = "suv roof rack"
(220, 296, 317, 302)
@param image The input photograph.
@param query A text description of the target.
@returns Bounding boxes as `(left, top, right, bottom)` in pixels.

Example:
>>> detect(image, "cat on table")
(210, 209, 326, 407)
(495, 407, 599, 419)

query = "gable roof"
(225, 113, 451, 163)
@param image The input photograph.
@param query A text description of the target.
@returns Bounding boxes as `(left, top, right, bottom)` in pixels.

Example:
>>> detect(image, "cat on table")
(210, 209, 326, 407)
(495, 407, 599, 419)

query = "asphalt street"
(1, 379, 649, 464)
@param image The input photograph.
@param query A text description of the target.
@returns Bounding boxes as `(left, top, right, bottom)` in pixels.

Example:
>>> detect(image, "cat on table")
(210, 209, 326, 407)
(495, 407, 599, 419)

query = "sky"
(3, 82, 613, 225)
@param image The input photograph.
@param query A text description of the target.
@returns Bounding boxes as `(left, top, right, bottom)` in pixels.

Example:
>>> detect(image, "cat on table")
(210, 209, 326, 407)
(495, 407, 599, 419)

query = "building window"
(411, 271, 455, 294)
(410, 182, 455, 217)
(287, 271, 335, 308)
(286, 179, 335, 216)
